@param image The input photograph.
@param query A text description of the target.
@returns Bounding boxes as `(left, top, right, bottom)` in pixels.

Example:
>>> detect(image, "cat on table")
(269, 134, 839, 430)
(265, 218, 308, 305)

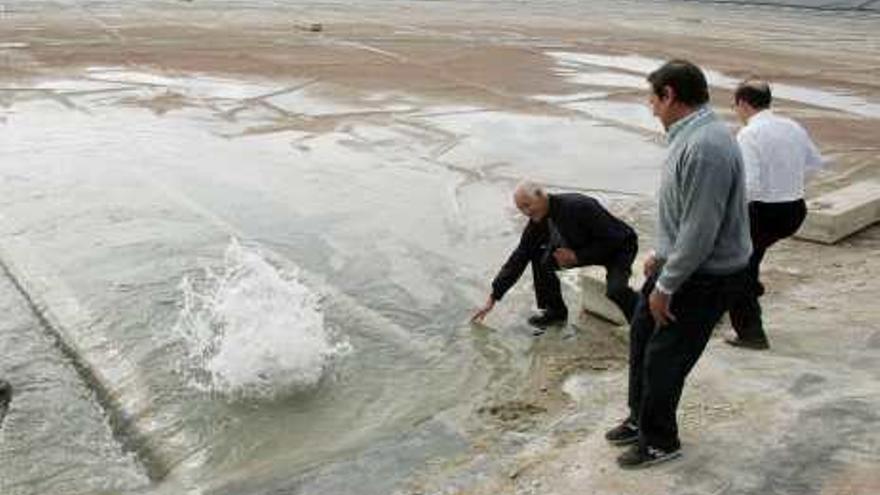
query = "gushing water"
(174, 239, 350, 400)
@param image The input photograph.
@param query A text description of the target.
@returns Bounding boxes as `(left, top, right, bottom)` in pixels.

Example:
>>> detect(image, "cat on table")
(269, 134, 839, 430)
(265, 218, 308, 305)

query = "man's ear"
(663, 85, 676, 103)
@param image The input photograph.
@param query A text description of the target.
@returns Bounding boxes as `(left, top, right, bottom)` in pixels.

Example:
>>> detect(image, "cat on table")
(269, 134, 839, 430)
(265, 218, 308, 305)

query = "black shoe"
(725, 336, 770, 350)
(0, 379, 11, 428)
(527, 311, 567, 330)
(0, 379, 11, 406)
(605, 419, 639, 446)
(617, 444, 681, 469)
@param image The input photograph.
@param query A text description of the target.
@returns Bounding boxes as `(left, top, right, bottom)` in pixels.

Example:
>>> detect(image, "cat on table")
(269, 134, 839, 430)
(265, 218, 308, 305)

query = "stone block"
(796, 181, 880, 244)
(577, 256, 646, 326)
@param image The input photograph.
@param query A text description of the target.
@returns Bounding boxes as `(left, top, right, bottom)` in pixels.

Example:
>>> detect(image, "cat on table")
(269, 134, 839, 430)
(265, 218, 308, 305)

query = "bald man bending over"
(473, 182, 639, 333)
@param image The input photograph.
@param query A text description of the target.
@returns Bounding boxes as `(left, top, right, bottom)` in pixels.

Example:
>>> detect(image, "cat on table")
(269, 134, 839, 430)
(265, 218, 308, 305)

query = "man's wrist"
(654, 280, 674, 296)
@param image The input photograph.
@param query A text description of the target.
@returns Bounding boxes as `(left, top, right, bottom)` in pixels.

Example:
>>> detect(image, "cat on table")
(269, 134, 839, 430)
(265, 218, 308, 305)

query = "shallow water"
(3, 46, 876, 494)
(0, 65, 661, 492)
(0, 272, 148, 495)
(548, 51, 880, 118)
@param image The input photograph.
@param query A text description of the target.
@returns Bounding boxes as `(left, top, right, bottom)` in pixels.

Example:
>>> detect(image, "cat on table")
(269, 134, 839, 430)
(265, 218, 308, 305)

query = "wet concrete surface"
(0, 269, 148, 495)
(405, 228, 880, 495)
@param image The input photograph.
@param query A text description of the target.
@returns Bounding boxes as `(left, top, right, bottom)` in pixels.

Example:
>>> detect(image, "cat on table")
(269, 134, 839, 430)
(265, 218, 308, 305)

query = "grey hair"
(514, 180, 544, 198)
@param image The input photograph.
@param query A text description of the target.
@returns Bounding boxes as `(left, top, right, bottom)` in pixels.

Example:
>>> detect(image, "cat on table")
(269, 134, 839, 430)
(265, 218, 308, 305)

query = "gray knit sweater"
(655, 106, 752, 293)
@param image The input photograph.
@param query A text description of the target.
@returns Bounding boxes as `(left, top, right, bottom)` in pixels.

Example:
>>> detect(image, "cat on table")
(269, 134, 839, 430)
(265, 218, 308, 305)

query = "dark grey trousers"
(627, 269, 747, 451)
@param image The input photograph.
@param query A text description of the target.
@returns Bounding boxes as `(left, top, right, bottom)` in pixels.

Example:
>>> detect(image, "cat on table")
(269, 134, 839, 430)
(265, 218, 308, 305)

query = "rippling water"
(0, 62, 661, 492)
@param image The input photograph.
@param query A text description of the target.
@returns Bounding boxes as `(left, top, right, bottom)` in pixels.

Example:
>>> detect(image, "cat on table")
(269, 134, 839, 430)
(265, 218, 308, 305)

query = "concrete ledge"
(577, 256, 645, 326)
(796, 181, 880, 244)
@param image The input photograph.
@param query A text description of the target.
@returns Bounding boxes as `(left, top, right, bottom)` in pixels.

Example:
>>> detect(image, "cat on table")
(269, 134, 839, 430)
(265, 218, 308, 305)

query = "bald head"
(513, 180, 549, 222)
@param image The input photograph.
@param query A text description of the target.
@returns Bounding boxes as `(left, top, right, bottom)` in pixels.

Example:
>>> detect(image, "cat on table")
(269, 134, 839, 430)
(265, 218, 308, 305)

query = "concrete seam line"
(0, 238, 169, 481)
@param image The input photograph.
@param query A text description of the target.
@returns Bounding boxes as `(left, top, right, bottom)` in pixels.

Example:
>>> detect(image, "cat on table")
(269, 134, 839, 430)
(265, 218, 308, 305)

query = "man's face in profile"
(515, 191, 547, 223)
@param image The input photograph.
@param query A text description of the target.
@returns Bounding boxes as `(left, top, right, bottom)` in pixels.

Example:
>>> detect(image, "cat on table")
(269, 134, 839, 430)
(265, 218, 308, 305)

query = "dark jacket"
(491, 193, 636, 301)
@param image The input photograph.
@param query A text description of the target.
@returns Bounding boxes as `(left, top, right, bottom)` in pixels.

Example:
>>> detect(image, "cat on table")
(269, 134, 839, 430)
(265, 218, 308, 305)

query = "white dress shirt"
(737, 110, 824, 203)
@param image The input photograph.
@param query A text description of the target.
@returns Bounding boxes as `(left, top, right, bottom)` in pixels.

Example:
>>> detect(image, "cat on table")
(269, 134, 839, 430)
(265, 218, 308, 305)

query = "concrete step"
(796, 180, 880, 244)
(577, 255, 647, 326)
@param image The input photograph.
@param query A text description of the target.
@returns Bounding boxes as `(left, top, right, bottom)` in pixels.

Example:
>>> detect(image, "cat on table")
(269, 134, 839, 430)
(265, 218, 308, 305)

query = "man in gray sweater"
(605, 60, 752, 469)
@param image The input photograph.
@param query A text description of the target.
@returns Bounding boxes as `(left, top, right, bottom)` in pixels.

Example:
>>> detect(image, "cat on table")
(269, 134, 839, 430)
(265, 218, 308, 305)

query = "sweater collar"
(666, 105, 713, 144)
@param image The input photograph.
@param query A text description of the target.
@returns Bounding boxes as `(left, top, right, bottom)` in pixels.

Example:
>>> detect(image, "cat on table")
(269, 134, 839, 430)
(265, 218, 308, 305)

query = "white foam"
(174, 239, 350, 400)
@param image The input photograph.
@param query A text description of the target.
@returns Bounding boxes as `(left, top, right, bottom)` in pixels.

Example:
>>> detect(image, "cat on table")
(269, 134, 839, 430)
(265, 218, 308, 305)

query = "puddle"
(551, 51, 662, 75)
(31, 78, 131, 93)
(532, 91, 609, 104)
(548, 51, 880, 118)
(562, 99, 662, 133)
(769, 82, 880, 118)
(566, 71, 650, 89)
(1, 67, 663, 493)
(419, 110, 664, 196)
(85, 67, 286, 100)
(264, 86, 415, 116)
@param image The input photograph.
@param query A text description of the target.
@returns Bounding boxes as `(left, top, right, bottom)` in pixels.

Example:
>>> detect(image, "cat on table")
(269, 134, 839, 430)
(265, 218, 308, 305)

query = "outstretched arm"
(474, 222, 545, 322)
(471, 296, 496, 322)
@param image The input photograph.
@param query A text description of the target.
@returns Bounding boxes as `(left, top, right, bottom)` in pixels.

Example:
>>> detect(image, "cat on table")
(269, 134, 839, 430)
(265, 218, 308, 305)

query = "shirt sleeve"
(802, 128, 825, 175)
(737, 129, 761, 202)
(656, 140, 735, 294)
(491, 221, 545, 301)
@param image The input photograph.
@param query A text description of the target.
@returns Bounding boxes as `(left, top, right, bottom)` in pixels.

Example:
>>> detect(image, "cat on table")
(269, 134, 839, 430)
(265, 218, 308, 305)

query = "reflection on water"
(419, 110, 663, 195)
(562, 99, 662, 133)
(568, 71, 650, 89)
(548, 51, 880, 118)
(0, 70, 522, 492)
(8, 53, 868, 492)
(0, 59, 671, 492)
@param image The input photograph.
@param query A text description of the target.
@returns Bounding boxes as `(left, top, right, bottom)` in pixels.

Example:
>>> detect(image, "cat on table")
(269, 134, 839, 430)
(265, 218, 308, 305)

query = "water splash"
(174, 239, 350, 400)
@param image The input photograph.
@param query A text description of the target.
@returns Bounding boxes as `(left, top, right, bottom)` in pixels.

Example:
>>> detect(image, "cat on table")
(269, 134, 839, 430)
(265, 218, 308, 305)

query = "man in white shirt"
(727, 79, 824, 350)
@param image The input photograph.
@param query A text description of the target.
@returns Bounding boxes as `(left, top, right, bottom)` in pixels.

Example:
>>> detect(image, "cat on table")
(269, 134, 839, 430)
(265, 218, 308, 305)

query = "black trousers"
(729, 199, 807, 341)
(627, 269, 747, 451)
(531, 236, 639, 322)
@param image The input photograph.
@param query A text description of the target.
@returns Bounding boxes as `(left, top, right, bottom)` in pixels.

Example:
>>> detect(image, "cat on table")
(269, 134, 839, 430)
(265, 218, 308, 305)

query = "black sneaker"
(724, 336, 770, 350)
(527, 311, 567, 330)
(617, 444, 681, 469)
(0, 379, 11, 406)
(605, 419, 639, 446)
(0, 379, 11, 428)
